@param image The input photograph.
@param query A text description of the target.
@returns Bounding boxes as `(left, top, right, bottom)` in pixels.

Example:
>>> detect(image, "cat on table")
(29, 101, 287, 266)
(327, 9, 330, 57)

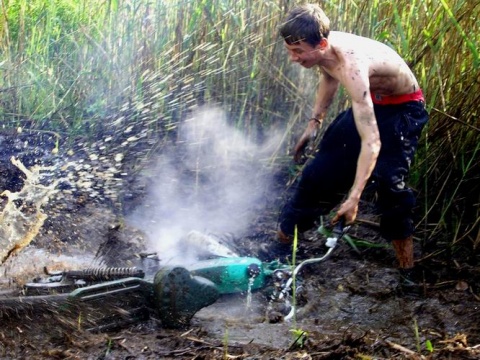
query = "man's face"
(284, 41, 320, 68)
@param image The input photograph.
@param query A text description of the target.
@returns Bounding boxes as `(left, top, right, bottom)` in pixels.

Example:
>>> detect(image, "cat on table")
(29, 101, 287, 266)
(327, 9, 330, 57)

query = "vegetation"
(0, 0, 479, 267)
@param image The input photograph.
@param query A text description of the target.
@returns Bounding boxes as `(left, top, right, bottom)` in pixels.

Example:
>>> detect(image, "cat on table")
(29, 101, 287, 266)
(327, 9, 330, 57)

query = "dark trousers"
(279, 101, 429, 240)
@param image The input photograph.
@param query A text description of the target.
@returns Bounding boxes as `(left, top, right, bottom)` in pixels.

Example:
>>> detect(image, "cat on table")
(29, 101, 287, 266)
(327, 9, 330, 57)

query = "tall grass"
(1, 0, 479, 265)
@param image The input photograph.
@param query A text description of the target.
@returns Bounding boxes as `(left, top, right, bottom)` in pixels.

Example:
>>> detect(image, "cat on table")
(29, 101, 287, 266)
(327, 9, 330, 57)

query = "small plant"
(223, 327, 229, 360)
(287, 227, 308, 350)
(413, 317, 421, 353)
(425, 339, 434, 353)
(289, 328, 308, 349)
(105, 337, 113, 356)
(77, 312, 82, 331)
(291, 225, 298, 320)
(413, 318, 436, 354)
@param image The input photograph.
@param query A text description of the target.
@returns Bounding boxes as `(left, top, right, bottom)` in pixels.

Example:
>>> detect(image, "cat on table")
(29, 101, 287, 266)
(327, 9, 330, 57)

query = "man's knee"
(379, 187, 416, 240)
(278, 206, 317, 237)
(380, 217, 414, 240)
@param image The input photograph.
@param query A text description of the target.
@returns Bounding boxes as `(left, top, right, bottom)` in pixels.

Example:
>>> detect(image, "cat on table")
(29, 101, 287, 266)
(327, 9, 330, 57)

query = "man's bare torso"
(321, 31, 420, 97)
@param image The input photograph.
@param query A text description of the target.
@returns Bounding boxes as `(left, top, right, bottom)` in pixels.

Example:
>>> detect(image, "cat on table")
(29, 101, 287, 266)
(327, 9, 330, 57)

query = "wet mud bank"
(0, 129, 479, 359)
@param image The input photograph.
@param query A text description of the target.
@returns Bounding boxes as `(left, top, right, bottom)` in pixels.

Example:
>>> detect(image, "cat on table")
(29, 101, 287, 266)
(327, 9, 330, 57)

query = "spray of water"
(0, 105, 282, 291)
(0, 157, 59, 265)
(0, 149, 136, 286)
(128, 106, 281, 265)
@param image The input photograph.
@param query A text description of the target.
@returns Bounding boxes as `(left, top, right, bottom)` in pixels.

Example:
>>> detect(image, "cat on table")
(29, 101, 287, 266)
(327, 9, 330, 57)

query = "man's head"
(279, 4, 330, 68)
(279, 4, 330, 47)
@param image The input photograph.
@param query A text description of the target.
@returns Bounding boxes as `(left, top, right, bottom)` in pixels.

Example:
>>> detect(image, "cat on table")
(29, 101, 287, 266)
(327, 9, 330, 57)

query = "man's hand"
(332, 197, 359, 225)
(293, 119, 321, 163)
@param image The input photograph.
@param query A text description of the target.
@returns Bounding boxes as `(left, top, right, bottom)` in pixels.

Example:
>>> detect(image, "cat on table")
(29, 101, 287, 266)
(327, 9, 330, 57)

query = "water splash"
(0, 157, 59, 264)
(0, 248, 96, 288)
(246, 276, 255, 310)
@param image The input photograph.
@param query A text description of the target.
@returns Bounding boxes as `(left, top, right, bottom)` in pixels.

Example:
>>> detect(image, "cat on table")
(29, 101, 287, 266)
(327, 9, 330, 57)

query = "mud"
(1, 219, 480, 360)
(0, 130, 479, 359)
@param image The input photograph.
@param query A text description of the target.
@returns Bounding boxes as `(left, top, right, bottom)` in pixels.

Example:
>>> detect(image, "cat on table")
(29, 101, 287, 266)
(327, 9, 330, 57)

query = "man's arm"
(334, 61, 381, 224)
(312, 69, 339, 121)
(293, 70, 339, 162)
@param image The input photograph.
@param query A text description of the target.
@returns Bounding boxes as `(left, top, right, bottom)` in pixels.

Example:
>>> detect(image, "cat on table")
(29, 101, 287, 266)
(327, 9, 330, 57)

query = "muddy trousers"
(279, 101, 429, 240)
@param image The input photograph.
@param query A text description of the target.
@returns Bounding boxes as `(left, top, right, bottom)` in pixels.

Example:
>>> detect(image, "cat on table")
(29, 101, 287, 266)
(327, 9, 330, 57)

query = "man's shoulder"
(330, 32, 395, 61)
(330, 33, 375, 58)
(330, 31, 369, 42)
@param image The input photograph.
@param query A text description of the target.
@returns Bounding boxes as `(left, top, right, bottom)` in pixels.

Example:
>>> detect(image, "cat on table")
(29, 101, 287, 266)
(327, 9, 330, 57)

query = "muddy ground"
(1, 205, 480, 360)
(0, 129, 479, 360)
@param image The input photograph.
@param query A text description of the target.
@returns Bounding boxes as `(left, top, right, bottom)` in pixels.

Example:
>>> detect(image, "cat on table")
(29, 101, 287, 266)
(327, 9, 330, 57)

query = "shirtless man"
(264, 4, 428, 287)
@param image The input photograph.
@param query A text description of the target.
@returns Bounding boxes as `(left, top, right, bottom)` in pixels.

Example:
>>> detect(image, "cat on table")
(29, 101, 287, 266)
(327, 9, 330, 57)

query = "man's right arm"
(311, 70, 339, 122)
(293, 70, 339, 163)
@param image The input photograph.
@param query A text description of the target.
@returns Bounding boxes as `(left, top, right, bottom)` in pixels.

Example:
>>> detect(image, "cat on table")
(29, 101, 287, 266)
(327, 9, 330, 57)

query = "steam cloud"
(129, 107, 280, 264)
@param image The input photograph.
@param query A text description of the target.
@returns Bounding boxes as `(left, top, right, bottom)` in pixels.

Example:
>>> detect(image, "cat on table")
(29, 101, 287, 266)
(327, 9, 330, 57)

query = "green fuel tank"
(187, 257, 268, 294)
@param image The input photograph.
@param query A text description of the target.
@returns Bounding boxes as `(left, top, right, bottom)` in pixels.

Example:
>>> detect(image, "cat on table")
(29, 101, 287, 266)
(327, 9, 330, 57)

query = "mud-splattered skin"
(286, 31, 420, 224)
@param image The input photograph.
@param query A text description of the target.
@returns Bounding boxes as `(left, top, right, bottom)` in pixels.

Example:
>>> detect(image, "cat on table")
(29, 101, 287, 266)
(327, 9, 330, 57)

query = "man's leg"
(392, 236, 414, 269)
(262, 161, 349, 261)
(260, 109, 360, 261)
(373, 101, 428, 289)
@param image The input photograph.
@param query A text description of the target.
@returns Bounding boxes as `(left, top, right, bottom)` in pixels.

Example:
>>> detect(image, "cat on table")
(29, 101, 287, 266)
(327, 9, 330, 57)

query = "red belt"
(371, 89, 424, 105)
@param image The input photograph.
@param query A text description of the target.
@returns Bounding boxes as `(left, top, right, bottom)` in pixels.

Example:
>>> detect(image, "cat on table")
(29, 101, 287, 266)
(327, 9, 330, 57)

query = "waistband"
(371, 89, 424, 105)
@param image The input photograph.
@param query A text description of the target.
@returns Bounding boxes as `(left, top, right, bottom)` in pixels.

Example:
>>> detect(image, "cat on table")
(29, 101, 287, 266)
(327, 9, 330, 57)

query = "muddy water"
(194, 292, 294, 349)
(0, 201, 478, 357)
(190, 252, 480, 351)
(0, 248, 97, 288)
(192, 283, 406, 349)
(1, 242, 479, 357)
(193, 291, 410, 349)
(0, 158, 59, 265)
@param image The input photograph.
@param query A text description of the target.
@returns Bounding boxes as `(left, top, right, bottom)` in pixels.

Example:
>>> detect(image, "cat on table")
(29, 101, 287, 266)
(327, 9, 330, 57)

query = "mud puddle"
(186, 237, 480, 358)
(1, 225, 480, 359)
(192, 260, 412, 349)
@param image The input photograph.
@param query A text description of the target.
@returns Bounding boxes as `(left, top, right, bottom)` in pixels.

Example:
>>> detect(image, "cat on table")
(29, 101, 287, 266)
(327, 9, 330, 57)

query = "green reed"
(0, 0, 479, 262)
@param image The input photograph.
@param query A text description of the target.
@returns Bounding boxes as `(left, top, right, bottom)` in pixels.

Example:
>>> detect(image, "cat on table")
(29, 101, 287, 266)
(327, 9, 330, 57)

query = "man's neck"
(315, 46, 338, 69)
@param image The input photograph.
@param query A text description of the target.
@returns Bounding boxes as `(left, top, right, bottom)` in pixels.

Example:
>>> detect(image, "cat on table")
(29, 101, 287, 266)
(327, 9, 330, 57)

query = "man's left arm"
(334, 63, 381, 224)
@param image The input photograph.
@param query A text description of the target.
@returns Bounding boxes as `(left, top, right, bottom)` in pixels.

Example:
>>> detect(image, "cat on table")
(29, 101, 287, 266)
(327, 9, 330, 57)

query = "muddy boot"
(257, 230, 292, 262)
(392, 236, 423, 296)
(397, 267, 423, 296)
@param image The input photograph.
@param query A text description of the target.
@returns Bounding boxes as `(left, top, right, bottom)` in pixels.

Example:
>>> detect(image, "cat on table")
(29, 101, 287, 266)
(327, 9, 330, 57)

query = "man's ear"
(317, 38, 328, 50)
